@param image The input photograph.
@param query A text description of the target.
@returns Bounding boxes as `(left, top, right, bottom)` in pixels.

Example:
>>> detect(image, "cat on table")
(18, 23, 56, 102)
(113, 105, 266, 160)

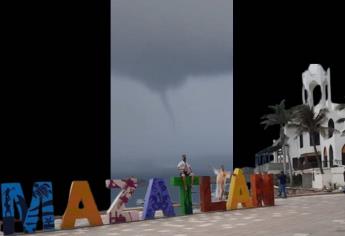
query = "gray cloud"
(111, 74, 233, 178)
(111, 0, 233, 91)
(111, 0, 233, 179)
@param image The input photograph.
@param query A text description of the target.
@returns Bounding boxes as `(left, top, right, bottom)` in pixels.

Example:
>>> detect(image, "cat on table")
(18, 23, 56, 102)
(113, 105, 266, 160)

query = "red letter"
(251, 174, 274, 207)
(199, 176, 226, 212)
(105, 178, 140, 223)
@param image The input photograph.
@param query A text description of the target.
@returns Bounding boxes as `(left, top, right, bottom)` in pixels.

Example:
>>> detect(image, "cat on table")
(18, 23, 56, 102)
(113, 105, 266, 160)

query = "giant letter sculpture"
(251, 174, 274, 207)
(61, 181, 102, 229)
(199, 176, 226, 212)
(1, 182, 55, 235)
(170, 176, 199, 215)
(106, 178, 140, 223)
(142, 178, 175, 219)
(226, 168, 253, 210)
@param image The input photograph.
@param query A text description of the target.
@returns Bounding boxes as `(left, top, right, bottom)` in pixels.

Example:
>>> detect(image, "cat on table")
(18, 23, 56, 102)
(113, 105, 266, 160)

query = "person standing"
(278, 171, 287, 198)
(177, 154, 194, 191)
(213, 165, 231, 200)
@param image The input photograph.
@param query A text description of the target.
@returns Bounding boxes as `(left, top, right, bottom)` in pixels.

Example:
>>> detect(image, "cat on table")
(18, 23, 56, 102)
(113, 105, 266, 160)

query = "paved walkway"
(8, 194, 345, 236)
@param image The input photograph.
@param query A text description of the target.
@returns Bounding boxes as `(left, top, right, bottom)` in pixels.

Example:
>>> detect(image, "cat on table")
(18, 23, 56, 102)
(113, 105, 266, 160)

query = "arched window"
(304, 89, 308, 103)
(299, 134, 303, 148)
(312, 85, 322, 106)
(325, 84, 328, 100)
(329, 145, 334, 167)
(328, 119, 334, 138)
(323, 147, 328, 167)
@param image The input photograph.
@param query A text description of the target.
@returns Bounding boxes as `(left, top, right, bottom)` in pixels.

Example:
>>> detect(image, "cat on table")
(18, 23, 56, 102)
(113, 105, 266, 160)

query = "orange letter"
(251, 174, 274, 207)
(226, 168, 253, 210)
(61, 181, 103, 229)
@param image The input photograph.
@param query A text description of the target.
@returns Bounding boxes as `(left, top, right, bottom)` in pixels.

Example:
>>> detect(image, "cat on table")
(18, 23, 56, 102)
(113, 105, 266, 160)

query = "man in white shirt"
(177, 154, 194, 191)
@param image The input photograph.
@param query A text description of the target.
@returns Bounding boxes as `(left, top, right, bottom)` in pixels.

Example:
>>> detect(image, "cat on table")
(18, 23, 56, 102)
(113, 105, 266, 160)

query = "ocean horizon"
(110, 177, 231, 215)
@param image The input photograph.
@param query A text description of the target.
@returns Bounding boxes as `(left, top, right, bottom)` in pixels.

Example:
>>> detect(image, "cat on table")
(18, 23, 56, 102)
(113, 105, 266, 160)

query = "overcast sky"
(111, 0, 233, 179)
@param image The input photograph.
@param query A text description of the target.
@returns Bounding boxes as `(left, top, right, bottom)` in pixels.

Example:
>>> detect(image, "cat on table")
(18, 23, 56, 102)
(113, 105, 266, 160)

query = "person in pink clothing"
(213, 165, 231, 200)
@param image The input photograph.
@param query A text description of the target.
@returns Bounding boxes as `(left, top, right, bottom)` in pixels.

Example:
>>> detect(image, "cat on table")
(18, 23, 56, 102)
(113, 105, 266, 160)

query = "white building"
(255, 64, 345, 189)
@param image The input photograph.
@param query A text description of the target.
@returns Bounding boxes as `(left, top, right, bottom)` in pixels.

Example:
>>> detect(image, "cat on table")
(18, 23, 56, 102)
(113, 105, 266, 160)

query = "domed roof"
(308, 64, 324, 75)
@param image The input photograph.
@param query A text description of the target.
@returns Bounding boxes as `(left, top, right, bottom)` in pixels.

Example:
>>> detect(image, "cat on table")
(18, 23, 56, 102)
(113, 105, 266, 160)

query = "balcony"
(293, 161, 319, 171)
(292, 153, 320, 171)
(293, 158, 344, 171)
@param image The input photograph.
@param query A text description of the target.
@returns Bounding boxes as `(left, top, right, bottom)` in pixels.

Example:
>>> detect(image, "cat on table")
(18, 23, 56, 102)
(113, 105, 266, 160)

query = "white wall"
(312, 167, 345, 189)
(331, 167, 345, 187)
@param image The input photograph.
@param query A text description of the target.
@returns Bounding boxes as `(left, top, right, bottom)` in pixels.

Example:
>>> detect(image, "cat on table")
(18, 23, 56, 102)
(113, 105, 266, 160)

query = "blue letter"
(142, 178, 175, 220)
(1, 182, 55, 235)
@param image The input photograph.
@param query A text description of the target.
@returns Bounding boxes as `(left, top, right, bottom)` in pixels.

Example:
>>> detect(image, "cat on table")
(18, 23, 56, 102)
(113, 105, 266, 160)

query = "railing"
(294, 160, 345, 170)
(293, 161, 319, 170)
(334, 160, 345, 166)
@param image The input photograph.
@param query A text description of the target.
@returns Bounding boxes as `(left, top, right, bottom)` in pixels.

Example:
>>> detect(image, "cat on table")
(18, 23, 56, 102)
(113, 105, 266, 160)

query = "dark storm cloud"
(111, 0, 233, 179)
(111, 0, 233, 91)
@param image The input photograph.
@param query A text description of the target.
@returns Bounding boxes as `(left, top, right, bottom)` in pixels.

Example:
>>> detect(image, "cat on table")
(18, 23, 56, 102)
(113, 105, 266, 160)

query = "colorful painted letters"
(61, 181, 103, 229)
(251, 174, 274, 207)
(105, 178, 140, 223)
(199, 176, 226, 212)
(170, 176, 199, 215)
(0, 168, 275, 234)
(226, 168, 253, 210)
(142, 178, 175, 219)
(1, 182, 55, 235)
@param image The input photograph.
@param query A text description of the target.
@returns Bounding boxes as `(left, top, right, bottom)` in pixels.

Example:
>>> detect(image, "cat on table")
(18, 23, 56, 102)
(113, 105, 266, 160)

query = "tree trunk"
(282, 146, 287, 174)
(286, 145, 294, 186)
(280, 127, 287, 175)
(311, 132, 324, 174)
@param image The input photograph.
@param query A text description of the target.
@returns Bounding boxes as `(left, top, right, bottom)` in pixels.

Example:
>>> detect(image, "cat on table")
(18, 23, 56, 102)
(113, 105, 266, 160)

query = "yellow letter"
(226, 168, 253, 210)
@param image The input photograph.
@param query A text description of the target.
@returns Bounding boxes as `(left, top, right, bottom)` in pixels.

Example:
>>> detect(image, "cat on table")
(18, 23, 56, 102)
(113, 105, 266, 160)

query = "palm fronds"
(261, 99, 292, 129)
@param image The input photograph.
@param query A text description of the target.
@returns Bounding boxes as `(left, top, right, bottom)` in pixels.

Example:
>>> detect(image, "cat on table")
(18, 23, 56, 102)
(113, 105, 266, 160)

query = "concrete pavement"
(5, 194, 345, 236)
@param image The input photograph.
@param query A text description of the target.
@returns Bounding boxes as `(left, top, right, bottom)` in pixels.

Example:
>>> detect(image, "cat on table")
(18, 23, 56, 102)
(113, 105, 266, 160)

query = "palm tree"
(288, 104, 329, 174)
(261, 100, 293, 184)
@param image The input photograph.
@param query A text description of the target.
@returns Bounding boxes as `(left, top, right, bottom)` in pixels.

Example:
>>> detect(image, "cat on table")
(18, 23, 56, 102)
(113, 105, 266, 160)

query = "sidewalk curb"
(276, 191, 344, 199)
